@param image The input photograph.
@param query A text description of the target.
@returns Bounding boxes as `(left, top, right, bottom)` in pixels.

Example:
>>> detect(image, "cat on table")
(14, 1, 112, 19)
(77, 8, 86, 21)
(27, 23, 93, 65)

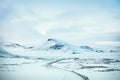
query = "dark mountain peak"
(80, 46, 93, 51)
(41, 38, 68, 51)
(47, 38, 57, 43)
(50, 43, 65, 50)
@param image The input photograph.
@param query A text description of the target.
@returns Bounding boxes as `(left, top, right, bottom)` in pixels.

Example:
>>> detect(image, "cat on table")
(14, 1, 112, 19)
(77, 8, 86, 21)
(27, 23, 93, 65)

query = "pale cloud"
(96, 41, 120, 46)
(10, 16, 38, 23)
(0, 0, 120, 46)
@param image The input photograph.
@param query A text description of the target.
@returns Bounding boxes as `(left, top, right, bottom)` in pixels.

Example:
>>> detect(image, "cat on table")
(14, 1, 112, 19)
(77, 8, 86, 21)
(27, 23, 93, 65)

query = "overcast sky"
(0, 0, 120, 46)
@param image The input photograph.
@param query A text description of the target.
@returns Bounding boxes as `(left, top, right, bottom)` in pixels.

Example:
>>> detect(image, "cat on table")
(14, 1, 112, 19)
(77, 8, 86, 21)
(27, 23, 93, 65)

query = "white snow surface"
(0, 39, 120, 80)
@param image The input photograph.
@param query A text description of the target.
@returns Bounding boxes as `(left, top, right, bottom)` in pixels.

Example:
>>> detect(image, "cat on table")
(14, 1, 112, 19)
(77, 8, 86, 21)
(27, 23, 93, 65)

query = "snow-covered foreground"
(0, 39, 120, 80)
(52, 58, 120, 80)
(0, 48, 120, 80)
(0, 58, 83, 80)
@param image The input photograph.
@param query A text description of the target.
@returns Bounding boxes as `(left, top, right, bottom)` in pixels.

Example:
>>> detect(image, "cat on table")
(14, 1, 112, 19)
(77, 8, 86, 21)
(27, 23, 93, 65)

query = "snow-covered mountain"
(40, 38, 69, 50)
(34, 38, 80, 54)
(0, 41, 33, 49)
(34, 38, 120, 54)
(0, 47, 15, 58)
(80, 46, 105, 52)
(33, 38, 115, 54)
(0, 38, 119, 54)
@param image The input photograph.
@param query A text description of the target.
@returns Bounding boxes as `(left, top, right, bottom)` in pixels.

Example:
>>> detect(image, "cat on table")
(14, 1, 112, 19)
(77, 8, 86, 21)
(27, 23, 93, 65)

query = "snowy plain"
(0, 39, 120, 80)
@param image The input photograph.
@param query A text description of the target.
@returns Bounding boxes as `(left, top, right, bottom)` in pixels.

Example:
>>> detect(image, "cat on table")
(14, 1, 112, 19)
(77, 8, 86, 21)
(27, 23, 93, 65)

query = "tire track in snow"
(46, 58, 89, 80)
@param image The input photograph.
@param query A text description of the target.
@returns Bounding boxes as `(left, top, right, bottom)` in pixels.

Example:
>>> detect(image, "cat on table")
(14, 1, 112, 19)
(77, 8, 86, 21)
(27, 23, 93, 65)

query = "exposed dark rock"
(47, 38, 57, 42)
(27, 47, 34, 49)
(98, 69, 120, 72)
(81, 66, 108, 69)
(109, 50, 116, 52)
(72, 52, 76, 54)
(0, 47, 14, 58)
(50, 43, 64, 50)
(95, 50, 104, 53)
(80, 46, 93, 51)
(101, 58, 120, 64)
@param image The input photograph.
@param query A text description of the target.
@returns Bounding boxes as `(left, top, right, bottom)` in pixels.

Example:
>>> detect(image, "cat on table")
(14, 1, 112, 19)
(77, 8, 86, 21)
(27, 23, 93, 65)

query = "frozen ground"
(0, 39, 120, 80)
(0, 58, 83, 80)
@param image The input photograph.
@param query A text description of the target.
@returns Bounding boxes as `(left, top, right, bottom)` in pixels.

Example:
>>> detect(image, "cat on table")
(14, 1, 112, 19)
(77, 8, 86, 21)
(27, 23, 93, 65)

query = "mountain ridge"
(0, 38, 119, 54)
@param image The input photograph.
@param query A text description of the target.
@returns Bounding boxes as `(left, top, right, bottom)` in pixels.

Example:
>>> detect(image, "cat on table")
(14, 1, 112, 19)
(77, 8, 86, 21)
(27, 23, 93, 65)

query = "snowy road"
(0, 58, 83, 80)
(0, 47, 120, 80)
(46, 58, 89, 80)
